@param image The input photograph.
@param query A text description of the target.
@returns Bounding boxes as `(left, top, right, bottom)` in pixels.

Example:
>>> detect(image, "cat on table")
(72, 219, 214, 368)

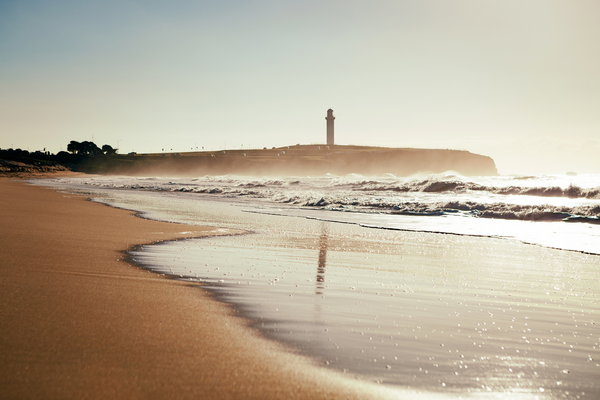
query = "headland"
(59, 145, 497, 176)
(2, 143, 498, 177)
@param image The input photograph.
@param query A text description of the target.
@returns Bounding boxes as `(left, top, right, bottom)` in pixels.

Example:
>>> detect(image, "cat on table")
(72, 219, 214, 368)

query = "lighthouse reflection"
(315, 223, 328, 295)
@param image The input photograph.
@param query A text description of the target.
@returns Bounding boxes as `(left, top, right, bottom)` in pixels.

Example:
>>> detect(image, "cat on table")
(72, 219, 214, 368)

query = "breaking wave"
(351, 179, 600, 199)
(278, 196, 600, 224)
(389, 201, 600, 223)
(48, 173, 600, 225)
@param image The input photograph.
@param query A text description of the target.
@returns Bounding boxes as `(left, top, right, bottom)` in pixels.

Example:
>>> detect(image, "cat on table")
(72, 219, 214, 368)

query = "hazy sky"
(1, 0, 599, 174)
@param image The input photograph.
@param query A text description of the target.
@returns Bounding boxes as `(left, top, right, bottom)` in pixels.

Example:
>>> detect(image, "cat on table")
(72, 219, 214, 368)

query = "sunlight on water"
(129, 225, 599, 398)
(32, 176, 600, 398)
(31, 174, 600, 254)
(114, 193, 600, 398)
(244, 206, 600, 255)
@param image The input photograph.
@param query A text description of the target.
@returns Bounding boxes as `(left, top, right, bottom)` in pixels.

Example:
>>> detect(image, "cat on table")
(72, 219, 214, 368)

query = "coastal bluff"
(97, 145, 498, 177)
(1, 145, 498, 177)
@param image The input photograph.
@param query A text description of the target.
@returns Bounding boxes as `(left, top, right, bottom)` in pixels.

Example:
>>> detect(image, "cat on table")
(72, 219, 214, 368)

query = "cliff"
(90, 145, 498, 176)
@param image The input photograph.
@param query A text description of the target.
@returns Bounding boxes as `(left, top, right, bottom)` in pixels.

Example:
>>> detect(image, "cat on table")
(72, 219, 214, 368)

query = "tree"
(67, 140, 102, 155)
(67, 141, 81, 154)
(102, 144, 116, 156)
(80, 141, 102, 155)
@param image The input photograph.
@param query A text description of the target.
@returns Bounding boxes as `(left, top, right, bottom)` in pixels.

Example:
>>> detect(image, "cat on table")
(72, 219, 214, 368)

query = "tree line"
(67, 141, 117, 156)
(1, 140, 129, 174)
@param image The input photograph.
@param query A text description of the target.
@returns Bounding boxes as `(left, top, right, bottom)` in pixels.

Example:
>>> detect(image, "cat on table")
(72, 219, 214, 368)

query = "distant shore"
(1, 144, 498, 177)
(0, 175, 394, 399)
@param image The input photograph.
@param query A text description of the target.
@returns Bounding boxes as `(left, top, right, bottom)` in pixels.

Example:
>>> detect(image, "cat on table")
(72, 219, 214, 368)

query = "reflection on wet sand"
(89, 190, 600, 399)
(316, 223, 328, 295)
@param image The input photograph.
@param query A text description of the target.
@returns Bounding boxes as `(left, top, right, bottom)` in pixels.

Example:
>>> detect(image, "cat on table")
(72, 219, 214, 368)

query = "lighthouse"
(326, 109, 335, 146)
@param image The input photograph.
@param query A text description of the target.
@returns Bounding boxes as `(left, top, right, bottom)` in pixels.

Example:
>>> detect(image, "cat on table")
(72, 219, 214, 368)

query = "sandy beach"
(0, 177, 392, 399)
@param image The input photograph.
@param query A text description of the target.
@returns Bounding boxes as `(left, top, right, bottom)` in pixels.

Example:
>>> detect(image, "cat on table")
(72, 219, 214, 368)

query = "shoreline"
(98, 181, 600, 396)
(0, 176, 395, 399)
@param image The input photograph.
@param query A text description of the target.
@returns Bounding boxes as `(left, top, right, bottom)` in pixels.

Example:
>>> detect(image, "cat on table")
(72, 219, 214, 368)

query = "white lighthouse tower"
(326, 109, 335, 146)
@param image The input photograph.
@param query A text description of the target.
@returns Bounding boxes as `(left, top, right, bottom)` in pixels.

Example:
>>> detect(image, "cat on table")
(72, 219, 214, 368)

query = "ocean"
(32, 173, 600, 399)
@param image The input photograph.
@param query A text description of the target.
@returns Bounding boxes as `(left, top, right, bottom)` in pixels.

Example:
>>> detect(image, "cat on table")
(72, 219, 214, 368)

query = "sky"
(1, 0, 599, 175)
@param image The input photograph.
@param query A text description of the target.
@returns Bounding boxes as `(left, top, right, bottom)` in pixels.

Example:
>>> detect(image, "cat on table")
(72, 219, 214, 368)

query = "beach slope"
(0, 179, 390, 399)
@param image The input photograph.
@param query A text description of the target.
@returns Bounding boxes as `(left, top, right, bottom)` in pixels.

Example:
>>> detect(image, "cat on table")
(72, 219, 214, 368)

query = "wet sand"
(0, 177, 393, 399)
